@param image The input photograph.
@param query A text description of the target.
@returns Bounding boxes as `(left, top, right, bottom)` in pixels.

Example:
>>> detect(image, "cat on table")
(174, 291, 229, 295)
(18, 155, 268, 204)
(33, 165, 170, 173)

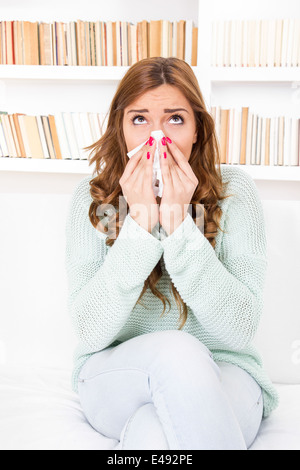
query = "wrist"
(129, 213, 151, 234)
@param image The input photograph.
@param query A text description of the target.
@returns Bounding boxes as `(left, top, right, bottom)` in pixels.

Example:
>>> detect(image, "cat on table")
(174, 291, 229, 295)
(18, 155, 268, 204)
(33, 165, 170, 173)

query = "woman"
(65, 57, 279, 450)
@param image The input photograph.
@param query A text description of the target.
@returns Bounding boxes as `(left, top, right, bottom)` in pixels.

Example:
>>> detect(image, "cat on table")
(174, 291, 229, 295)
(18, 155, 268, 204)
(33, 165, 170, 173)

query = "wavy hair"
(86, 57, 232, 329)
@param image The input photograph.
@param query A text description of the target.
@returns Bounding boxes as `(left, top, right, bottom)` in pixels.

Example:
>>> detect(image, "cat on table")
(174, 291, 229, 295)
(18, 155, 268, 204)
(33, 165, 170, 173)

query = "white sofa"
(0, 171, 299, 450)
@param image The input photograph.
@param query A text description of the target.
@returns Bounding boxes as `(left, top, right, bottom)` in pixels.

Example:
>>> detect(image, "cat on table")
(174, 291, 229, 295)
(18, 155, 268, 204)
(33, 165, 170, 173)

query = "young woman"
(65, 57, 278, 450)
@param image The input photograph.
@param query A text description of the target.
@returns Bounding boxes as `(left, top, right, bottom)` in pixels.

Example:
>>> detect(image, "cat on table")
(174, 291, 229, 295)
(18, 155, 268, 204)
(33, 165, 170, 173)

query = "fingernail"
(149, 136, 154, 146)
(147, 152, 151, 159)
(145, 139, 149, 146)
(166, 137, 172, 144)
(164, 152, 167, 159)
(161, 137, 166, 146)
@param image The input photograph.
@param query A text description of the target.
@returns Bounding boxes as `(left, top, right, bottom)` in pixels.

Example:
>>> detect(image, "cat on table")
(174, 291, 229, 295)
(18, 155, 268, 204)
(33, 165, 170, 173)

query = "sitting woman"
(65, 57, 278, 450)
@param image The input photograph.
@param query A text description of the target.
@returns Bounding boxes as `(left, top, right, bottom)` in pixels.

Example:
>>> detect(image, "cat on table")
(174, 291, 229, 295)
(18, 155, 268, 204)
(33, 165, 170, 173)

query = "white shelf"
(232, 165, 300, 181)
(1, 65, 299, 83)
(1, 157, 300, 181)
(210, 67, 300, 83)
(0, 157, 94, 174)
(0, 65, 199, 81)
(0, 65, 130, 81)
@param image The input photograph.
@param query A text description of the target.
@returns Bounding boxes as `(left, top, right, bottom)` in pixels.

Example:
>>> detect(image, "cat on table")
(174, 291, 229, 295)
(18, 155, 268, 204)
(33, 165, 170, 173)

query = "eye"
(131, 115, 146, 125)
(169, 114, 184, 124)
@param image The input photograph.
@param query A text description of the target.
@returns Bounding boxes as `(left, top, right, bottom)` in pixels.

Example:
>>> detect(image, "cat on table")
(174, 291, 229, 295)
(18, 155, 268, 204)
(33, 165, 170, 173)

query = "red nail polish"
(161, 137, 166, 146)
(149, 136, 154, 146)
(166, 137, 172, 144)
(164, 152, 167, 159)
(147, 152, 151, 159)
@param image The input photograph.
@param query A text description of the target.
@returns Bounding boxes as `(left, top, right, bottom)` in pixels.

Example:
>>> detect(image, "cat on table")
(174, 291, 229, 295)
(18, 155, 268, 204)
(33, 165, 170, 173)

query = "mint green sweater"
(65, 165, 279, 418)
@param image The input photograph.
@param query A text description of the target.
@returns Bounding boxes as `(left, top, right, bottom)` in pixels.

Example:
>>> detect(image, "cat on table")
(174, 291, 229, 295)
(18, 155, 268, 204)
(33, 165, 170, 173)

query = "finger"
(158, 139, 178, 169)
(130, 140, 156, 188)
(122, 139, 150, 184)
(159, 145, 173, 186)
(160, 144, 192, 191)
(169, 159, 186, 187)
(165, 138, 198, 184)
(158, 139, 180, 175)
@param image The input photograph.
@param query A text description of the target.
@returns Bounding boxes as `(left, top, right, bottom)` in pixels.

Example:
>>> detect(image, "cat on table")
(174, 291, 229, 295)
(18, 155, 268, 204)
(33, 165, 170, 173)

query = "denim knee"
(145, 330, 217, 383)
(153, 330, 212, 359)
(119, 403, 170, 450)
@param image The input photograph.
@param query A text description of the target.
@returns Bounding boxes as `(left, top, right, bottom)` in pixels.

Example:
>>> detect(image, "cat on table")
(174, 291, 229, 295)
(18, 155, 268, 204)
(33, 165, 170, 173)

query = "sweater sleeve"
(65, 177, 163, 354)
(161, 169, 268, 351)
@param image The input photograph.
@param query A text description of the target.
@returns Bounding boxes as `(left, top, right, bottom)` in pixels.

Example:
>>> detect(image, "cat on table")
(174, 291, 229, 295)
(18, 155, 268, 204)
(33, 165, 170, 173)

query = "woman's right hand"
(119, 138, 159, 233)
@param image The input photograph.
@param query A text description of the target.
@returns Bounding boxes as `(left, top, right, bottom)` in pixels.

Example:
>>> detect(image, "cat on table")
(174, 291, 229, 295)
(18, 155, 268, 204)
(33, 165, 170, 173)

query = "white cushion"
(249, 383, 300, 450)
(253, 200, 300, 384)
(0, 366, 299, 451)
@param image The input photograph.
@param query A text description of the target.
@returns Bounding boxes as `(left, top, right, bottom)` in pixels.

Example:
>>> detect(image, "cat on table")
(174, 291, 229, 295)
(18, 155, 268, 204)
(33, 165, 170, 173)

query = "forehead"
(126, 84, 191, 110)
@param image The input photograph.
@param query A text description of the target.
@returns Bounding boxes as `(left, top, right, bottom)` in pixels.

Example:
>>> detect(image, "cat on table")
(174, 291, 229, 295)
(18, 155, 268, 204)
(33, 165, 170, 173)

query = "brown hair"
(86, 57, 231, 329)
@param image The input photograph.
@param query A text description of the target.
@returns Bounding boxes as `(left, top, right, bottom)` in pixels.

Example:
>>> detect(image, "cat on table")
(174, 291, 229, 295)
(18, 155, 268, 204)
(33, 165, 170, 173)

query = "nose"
(150, 116, 166, 135)
(149, 121, 167, 134)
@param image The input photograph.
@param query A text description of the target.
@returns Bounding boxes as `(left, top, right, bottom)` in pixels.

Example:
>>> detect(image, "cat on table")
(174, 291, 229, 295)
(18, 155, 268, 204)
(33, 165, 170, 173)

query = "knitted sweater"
(65, 165, 279, 418)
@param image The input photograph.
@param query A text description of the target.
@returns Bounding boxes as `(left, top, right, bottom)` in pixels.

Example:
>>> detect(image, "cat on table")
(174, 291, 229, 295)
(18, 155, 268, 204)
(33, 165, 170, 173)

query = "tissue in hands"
(127, 130, 165, 198)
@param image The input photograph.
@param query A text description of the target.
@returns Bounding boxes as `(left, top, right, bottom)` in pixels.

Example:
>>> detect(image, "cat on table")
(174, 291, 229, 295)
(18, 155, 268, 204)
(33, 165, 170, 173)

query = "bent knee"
(145, 330, 213, 364)
(143, 331, 220, 389)
(120, 403, 169, 450)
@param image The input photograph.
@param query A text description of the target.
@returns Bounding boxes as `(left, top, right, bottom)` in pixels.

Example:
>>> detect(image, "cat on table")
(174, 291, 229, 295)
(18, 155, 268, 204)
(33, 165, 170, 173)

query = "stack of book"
(0, 19, 198, 67)
(3, 106, 298, 166)
(211, 106, 300, 166)
(211, 18, 300, 67)
(0, 111, 107, 159)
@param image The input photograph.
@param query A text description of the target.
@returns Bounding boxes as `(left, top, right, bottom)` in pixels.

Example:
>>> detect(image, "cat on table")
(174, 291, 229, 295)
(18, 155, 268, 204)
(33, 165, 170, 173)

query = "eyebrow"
(127, 108, 189, 114)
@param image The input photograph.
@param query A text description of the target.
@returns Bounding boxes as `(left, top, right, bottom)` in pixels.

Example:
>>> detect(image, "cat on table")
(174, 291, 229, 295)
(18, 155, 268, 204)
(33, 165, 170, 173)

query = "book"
(240, 107, 249, 165)
(0, 114, 9, 156)
(211, 105, 300, 166)
(72, 112, 87, 160)
(150, 21, 162, 57)
(62, 112, 81, 159)
(220, 109, 229, 164)
(22, 115, 44, 158)
(36, 115, 50, 158)
(8, 114, 21, 157)
(54, 112, 72, 159)
(212, 18, 300, 67)
(1, 19, 198, 66)
(48, 115, 62, 159)
(2, 113, 17, 157)
(177, 20, 185, 60)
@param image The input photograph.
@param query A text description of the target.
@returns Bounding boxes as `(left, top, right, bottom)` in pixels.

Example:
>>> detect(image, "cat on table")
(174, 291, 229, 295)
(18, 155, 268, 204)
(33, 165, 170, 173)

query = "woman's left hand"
(159, 137, 199, 236)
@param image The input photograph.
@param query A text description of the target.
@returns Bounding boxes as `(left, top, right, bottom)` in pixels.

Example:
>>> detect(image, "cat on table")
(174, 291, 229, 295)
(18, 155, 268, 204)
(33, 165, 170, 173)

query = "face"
(123, 84, 198, 161)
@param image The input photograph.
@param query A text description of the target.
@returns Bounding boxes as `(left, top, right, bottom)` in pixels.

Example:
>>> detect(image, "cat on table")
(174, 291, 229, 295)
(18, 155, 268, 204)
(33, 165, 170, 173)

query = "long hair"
(86, 57, 232, 329)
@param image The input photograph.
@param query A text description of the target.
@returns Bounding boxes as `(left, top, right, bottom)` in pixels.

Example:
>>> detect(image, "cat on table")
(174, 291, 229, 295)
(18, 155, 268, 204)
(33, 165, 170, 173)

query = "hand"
(158, 137, 199, 236)
(119, 138, 159, 233)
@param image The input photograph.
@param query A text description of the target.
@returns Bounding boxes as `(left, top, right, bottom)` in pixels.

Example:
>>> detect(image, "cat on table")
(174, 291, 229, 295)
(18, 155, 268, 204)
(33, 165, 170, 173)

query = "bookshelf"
(0, 0, 299, 181)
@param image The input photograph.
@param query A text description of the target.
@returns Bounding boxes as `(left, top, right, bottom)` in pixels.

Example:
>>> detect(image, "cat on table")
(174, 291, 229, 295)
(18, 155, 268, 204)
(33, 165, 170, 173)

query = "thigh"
(78, 353, 152, 440)
(217, 362, 263, 449)
(77, 330, 212, 442)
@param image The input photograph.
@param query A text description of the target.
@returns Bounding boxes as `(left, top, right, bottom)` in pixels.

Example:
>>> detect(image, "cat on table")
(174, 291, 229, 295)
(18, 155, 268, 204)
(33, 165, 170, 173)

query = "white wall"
(0, 0, 198, 22)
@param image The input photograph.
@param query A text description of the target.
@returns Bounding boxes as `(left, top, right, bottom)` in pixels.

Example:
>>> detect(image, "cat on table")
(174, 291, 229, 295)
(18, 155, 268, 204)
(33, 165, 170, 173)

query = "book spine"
(210, 105, 300, 166)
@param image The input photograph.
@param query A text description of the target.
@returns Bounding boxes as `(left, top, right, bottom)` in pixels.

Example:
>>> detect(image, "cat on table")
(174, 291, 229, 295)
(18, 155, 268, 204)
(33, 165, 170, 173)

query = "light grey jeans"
(78, 330, 263, 450)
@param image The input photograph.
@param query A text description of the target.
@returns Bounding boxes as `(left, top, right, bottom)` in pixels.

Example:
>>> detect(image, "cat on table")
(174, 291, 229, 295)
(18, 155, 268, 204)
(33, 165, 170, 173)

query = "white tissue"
(127, 130, 165, 198)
